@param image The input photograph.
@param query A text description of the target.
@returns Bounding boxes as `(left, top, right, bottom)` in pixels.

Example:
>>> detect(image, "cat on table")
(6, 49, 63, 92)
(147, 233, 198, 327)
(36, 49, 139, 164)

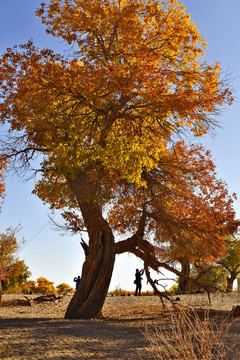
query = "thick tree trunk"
(178, 257, 191, 293)
(226, 272, 236, 293)
(0, 280, 2, 307)
(64, 172, 115, 319)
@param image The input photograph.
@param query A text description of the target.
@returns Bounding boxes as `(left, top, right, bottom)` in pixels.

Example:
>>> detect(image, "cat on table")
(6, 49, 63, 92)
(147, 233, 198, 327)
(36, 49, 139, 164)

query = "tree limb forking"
(116, 232, 214, 301)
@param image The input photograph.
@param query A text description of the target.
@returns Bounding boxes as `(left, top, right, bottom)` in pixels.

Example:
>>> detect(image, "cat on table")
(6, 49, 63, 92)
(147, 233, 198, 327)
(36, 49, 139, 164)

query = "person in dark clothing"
(134, 268, 144, 296)
(73, 276, 80, 290)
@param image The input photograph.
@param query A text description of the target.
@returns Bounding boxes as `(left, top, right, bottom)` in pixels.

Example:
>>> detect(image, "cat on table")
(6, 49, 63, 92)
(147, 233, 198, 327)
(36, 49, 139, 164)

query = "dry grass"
(144, 310, 239, 360)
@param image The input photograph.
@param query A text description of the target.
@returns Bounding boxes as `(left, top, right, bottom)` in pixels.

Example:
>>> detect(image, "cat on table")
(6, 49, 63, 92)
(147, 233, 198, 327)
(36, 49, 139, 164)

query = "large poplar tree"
(0, 0, 238, 318)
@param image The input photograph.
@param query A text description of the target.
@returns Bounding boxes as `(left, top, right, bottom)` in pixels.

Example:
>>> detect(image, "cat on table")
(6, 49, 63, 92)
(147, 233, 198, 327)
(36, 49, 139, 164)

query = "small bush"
(144, 310, 238, 360)
(166, 284, 179, 295)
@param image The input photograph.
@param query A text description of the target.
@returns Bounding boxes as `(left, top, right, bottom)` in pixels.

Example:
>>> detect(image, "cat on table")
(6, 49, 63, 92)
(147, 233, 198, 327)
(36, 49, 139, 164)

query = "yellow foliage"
(0, 0, 233, 216)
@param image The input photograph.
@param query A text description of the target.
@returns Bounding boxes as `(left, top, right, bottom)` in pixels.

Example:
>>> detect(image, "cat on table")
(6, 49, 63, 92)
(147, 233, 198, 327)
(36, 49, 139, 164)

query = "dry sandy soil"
(0, 293, 240, 359)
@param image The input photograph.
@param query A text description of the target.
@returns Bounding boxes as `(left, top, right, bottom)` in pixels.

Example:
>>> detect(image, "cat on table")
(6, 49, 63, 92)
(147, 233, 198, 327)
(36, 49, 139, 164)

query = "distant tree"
(0, 227, 31, 299)
(190, 261, 228, 292)
(35, 277, 55, 293)
(56, 283, 74, 294)
(188, 236, 240, 293)
(27, 280, 37, 293)
(218, 235, 240, 292)
(3, 260, 31, 293)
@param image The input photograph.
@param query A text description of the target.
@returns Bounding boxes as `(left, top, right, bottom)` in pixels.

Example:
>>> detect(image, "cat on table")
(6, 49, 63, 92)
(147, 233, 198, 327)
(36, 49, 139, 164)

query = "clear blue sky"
(0, 1, 240, 292)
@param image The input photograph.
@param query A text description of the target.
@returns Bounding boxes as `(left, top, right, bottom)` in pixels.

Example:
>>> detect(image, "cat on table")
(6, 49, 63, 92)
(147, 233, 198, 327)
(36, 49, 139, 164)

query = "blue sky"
(0, 1, 240, 292)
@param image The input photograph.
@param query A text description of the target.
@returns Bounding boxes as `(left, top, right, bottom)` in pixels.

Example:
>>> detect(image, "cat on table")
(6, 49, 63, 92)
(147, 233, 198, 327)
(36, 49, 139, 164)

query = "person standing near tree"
(73, 276, 80, 290)
(134, 269, 144, 296)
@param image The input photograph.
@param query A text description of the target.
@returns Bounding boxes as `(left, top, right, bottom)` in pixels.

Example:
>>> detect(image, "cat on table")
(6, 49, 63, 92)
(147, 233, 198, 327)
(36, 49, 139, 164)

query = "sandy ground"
(0, 293, 240, 359)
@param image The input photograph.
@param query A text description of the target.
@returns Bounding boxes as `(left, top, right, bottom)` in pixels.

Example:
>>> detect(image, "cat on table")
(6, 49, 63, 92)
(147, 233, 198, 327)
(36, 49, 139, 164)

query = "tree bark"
(178, 257, 191, 293)
(0, 280, 2, 307)
(64, 172, 115, 319)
